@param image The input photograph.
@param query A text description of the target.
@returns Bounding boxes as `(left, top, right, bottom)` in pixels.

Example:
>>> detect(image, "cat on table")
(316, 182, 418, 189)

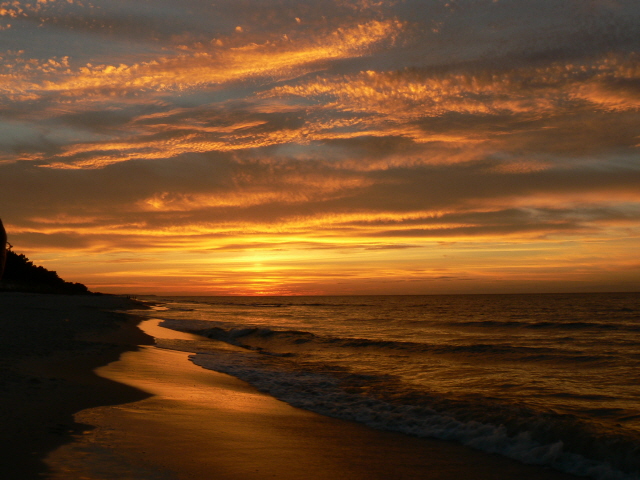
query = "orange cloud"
(138, 175, 373, 212)
(4, 19, 404, 100)
(266, 54, 640, 118)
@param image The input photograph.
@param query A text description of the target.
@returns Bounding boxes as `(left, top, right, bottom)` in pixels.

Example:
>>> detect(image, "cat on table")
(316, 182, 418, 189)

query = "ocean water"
(136, 293, 640, 480)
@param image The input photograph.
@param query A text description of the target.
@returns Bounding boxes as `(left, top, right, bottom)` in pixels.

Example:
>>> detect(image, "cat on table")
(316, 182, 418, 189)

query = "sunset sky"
(1, 0, 639, 295)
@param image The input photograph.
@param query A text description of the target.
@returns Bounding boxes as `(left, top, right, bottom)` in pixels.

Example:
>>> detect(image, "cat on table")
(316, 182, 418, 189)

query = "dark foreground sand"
(0, 292, 152, 479)
(1, 293, 579, 480)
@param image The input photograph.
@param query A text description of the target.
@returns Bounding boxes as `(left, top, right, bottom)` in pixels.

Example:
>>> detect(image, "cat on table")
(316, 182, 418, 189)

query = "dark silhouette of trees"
(1, 250, 90, 294)
(0, 218, 6, 279)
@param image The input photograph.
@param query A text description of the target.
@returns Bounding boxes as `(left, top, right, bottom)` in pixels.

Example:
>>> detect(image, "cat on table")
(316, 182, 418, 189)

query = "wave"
(166, 299, 380, 308)
(185, 346, 640, 480)
(433, 319, 640, 332)
(152, 301, 640, 480)
(143, 293, 640, 480)
(161, 320, 618, 365)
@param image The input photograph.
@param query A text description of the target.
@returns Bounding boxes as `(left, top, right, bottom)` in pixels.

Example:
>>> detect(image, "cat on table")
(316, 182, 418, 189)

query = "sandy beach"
(1, 293, 581, 480)
(0, 292, 152, 479)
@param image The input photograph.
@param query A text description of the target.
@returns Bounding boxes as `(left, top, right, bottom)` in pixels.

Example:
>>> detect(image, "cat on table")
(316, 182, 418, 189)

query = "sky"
(1, 0, 639, 296)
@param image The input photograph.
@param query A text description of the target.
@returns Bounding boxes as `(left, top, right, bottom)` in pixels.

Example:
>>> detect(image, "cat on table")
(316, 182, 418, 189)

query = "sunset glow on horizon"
(1, 0, 639, 295)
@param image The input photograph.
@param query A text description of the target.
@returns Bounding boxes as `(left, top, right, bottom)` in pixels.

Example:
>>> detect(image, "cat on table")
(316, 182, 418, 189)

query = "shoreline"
(46, 316, 580, 480)
(0, 292, 152, 479)
(2, 292, 581, 480)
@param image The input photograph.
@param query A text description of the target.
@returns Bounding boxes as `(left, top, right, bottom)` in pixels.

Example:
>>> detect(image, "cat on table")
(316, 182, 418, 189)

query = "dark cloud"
(394, 0, 640, 66)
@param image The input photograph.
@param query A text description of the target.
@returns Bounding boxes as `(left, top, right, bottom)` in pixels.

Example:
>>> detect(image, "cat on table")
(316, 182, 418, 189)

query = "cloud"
(3, 150, 639, 257)
(2, 17, 404, 97)
(0, 0, 638, 293)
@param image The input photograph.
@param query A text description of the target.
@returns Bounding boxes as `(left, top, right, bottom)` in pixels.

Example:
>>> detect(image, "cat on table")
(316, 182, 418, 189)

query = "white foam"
(190, 349, 640, 480)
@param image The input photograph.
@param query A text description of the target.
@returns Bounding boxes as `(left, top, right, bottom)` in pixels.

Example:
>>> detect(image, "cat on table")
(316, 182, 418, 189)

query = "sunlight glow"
(1, 1, 638, 294)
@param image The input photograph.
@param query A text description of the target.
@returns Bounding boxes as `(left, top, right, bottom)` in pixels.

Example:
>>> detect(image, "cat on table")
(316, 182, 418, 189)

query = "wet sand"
(44, 319, 580, 480)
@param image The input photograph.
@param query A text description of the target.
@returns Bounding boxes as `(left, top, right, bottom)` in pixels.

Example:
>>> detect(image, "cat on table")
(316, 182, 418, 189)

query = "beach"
(0, 292, 152, 479)
(0, 292, 584, 480)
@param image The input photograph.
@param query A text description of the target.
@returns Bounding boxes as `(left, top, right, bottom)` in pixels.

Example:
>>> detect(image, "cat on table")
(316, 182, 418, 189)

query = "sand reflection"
(45, 320, 579, 480)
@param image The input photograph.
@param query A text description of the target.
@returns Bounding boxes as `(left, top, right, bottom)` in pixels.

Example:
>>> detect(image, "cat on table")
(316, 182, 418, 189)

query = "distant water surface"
(136, 293, 640, 480)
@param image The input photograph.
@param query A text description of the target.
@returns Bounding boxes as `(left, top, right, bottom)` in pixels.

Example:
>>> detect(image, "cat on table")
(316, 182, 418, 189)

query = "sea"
(135, 292, 640, 480)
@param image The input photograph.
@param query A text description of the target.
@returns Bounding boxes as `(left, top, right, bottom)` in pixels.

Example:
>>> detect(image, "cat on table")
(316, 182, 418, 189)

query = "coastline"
(1, 292, 582, 480)
(45, 315, 580, 480)
(0, 292, 152, 479)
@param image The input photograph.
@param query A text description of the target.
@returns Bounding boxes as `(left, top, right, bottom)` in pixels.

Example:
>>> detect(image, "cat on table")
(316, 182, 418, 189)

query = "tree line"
(1, 250, 90, 295)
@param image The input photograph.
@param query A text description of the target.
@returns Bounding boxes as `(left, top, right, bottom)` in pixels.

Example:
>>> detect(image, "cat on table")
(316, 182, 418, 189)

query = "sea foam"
(188, 347, 639, 480)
